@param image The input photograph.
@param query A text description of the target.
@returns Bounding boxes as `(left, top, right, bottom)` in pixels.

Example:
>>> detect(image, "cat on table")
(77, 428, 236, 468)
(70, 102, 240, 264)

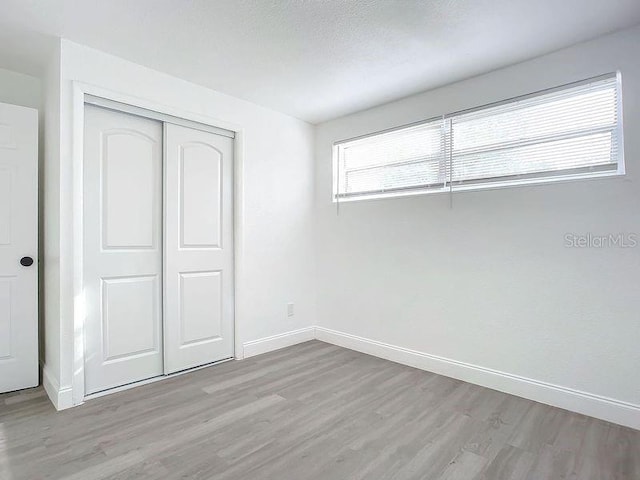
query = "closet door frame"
(70, 81, 243, 406)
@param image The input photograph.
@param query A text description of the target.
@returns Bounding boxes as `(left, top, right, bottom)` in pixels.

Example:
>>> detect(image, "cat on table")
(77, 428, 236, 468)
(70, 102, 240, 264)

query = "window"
(334, 74, 623, 201)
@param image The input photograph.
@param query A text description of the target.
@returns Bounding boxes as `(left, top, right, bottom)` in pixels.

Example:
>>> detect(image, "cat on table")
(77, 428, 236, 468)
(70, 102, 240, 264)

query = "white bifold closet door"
(163, 123, 234, 373)
(84, 105, 234, 395)
(84, 106, 164, 394)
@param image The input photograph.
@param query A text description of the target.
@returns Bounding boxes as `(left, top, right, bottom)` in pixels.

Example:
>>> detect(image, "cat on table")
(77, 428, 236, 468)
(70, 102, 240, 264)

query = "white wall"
(0, 67, 41, 109)
(43, 39, 317, 407)
(315, 26, 640, 427)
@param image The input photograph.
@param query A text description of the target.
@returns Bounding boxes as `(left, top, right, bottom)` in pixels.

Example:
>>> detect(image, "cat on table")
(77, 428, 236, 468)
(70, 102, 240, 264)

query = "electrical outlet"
(287, 303, 294, 317)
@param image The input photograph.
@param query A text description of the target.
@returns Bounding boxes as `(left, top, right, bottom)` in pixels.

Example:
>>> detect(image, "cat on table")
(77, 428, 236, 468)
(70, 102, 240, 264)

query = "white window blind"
(334, 74, 623, 201)
(336, 120, 445, 197)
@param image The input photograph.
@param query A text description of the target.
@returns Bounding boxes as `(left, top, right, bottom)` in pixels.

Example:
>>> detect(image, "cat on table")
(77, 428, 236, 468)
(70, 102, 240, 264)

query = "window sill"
(332, 170, 626, 204)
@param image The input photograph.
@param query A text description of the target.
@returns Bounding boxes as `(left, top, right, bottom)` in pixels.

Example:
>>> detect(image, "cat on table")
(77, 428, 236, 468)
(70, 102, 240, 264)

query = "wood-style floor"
(1, 341, 638, 479)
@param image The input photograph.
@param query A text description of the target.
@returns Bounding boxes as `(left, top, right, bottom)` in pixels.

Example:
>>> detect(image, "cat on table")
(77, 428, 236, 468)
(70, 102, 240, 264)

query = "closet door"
(84, 106, 163, 394)
(164, 123, 234, 373)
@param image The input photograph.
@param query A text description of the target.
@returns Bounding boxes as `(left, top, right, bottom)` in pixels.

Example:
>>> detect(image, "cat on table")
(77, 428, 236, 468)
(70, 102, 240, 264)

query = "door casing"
(70, 81, 245, 406)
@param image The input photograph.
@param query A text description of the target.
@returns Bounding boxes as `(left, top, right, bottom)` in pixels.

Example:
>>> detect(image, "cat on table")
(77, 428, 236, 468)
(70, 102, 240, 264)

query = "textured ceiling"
(1, 0, 639, 123)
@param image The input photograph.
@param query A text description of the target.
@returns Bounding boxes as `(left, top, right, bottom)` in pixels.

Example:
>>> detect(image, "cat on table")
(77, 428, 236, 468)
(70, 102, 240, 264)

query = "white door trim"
(70, 81, 245, 406)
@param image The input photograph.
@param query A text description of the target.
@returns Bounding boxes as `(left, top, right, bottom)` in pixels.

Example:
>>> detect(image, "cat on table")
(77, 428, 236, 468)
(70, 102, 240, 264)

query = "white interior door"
(164, 123, 234, 373)
(84, 105, 163, 394)
(0, 102, 38, 393)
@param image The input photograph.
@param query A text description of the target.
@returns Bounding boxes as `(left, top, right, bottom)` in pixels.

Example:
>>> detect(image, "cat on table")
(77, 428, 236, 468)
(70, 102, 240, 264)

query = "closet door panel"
(164, 123, 234, 373)
(101, 275, 159, 360)
(102, 131, 157, 248)
(179, 271, 222, 344)
(180, 144, 222, 248)
(84, 106, 164, 395)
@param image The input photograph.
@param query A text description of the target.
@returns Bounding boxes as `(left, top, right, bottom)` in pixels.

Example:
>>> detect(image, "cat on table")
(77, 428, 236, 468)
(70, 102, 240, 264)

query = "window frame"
(332, 72, 624, 203)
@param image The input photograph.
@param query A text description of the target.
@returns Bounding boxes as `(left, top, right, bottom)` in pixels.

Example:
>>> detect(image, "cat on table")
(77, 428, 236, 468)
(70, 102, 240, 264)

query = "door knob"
(20, 257, 34, 267)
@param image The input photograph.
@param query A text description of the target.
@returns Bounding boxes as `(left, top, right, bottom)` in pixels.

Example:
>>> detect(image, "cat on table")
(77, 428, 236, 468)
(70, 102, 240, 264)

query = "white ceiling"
(1, 0, 639, 123)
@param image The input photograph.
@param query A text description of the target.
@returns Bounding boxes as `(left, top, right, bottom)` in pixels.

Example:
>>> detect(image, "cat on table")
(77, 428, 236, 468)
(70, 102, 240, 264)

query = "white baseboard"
(43, 324, 640, 429)
(315, 326, 640, 430)
(243, 326, 316, 358)
(42, 364, 73, 411)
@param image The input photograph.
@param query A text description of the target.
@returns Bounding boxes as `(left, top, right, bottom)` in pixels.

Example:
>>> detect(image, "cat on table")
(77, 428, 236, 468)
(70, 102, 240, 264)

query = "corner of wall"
(42, 362, 73, 410)
(42, 38, 63, 408)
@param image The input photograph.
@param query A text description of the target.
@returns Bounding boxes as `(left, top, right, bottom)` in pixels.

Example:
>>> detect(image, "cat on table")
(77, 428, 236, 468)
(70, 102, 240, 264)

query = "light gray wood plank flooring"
(1, 340, 638, 479)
